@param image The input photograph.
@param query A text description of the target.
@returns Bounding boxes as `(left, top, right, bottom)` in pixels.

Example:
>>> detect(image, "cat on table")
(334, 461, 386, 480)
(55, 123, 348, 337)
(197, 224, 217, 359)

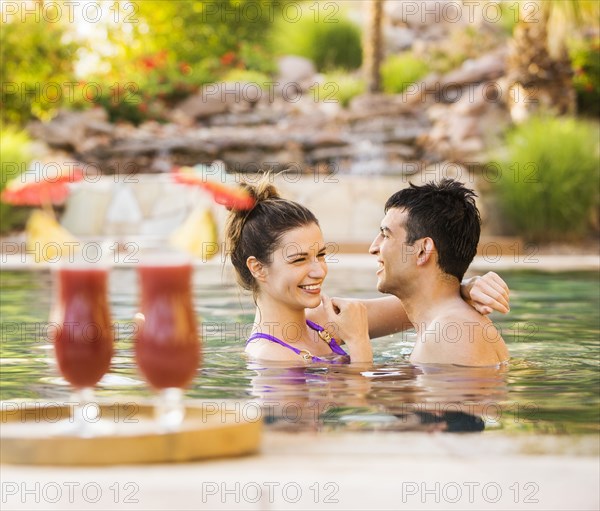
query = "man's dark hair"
(384, 179, 481, 281)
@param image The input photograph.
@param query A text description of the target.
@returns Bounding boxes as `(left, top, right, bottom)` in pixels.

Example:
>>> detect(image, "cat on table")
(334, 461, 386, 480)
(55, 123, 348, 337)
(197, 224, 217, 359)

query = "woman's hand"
(321, 294, 372, 363)
(461, 271, 510, 315)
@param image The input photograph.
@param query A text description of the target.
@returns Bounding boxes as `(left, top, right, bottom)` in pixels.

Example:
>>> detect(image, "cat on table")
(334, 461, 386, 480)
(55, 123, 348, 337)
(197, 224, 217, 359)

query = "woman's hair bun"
(241, 177, 281, 204)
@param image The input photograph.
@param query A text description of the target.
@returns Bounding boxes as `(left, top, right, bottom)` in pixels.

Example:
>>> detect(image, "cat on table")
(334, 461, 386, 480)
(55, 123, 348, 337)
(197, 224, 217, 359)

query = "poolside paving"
(2, 431, 598, 510)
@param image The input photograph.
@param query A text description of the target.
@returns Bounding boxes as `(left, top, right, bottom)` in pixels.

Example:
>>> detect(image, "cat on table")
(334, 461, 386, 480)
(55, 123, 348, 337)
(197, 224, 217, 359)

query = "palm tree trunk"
(364, 0, 384, 93)
(506, 0, 576, 121)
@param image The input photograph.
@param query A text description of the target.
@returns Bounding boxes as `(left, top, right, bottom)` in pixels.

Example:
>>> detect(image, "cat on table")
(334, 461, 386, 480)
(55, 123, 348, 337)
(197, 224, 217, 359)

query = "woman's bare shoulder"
(245, 338, 302, 362)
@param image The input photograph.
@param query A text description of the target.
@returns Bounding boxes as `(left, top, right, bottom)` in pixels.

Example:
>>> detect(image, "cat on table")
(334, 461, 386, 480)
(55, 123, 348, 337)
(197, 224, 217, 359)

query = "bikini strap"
(247, 331, 348, 364)
(305, 320, 348, 357)
(247, 332, 308, 358)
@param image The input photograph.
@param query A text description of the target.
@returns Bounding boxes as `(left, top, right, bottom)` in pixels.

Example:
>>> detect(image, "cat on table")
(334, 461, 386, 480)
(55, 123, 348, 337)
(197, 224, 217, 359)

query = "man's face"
(369, 208, 416, 295)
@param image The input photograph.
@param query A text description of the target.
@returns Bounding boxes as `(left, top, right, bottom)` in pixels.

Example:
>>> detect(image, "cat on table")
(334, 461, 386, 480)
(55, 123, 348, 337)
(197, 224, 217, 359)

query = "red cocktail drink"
(52, 267, 113, 388)
(135, 263, 201, 389)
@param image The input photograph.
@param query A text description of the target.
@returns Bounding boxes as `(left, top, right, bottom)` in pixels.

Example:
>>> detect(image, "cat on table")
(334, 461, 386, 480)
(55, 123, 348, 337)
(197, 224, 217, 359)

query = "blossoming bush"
(86, 1, 285, 123)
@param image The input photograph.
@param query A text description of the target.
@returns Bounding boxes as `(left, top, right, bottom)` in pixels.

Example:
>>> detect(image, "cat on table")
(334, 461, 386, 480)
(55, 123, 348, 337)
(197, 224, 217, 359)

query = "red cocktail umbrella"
(0, 161, 84, 262)
(1, 163, 84, 207)
(172, 165, 255, 210)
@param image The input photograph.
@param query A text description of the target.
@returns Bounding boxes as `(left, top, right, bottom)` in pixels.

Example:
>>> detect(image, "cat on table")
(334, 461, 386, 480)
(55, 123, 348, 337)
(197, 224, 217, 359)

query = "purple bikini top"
(246, 320, 350, 364)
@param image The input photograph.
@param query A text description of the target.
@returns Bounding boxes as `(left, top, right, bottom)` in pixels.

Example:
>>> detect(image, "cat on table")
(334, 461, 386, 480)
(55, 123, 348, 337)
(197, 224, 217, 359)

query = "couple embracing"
(225, 176, 509, 367)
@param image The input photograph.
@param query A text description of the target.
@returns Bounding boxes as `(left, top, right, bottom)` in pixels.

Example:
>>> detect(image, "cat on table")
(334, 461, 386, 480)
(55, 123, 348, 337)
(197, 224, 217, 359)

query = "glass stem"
(155, 388, 185, 432)
(72, 387, 99, 437)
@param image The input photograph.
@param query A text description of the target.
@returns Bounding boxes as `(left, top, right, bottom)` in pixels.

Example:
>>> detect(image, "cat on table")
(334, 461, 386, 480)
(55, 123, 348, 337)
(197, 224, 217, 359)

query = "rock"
(299, 132, 347, 150)
(399, 73, 442, 106)
(347, 93, 413, 119)
(385, 26, 416, 52)
(384, 143, 419, 160)
(307, 145, 355, 163)
(276, 56, 317, 93)
(210, 110, 281, 127)
(28, 108, 113, 152)
(169, 81, 260, 123)
(440, 50, 506, 88)
(350, 115, 429, 145)
(448, 116, 480, 144)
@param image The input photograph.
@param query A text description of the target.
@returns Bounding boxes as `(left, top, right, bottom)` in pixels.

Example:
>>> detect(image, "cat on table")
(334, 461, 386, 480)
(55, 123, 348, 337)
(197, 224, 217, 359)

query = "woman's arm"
(321, 295, 372, 363)
(460, 272, 510, 315)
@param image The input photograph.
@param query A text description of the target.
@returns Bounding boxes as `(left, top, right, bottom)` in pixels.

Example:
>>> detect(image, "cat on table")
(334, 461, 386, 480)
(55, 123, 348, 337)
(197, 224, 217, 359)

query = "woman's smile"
(298, 283, 322, 295)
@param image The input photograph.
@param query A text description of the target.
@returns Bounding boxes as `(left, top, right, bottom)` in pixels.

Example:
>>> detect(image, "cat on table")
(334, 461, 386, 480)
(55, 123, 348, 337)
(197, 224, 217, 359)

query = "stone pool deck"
(2, 430, 598, 510)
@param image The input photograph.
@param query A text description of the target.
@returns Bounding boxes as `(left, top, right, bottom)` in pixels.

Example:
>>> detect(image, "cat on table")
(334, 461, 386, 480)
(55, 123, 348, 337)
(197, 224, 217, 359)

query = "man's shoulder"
(414, 307, 506, 366)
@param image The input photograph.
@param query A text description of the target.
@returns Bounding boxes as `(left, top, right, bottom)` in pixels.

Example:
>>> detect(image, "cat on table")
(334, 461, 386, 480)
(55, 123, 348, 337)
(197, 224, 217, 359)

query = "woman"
(225, 178, 509, 364)
(225, 178, 371, 363)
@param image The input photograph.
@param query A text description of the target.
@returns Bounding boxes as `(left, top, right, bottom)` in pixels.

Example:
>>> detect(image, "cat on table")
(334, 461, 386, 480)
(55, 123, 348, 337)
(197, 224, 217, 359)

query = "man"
(366, 179, 509, 366)
(313, 179, 509, 366)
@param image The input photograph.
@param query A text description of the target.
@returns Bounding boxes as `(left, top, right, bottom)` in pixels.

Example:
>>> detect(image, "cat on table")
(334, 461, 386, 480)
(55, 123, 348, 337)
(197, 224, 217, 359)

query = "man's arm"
(306, 295, 409, 339)
(362, 296, 413, 338)
(308, 272, 510, 339)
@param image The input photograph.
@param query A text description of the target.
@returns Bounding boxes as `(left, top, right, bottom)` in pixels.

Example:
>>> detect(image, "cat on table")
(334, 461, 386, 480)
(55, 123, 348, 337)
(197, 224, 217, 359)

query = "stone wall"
(61, 170, 494, 249)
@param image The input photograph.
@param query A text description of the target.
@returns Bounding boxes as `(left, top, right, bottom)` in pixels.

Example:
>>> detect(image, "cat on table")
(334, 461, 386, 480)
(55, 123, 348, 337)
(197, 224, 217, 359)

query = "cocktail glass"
(50, 264, 114, 436)
(135, 259, 201, 431)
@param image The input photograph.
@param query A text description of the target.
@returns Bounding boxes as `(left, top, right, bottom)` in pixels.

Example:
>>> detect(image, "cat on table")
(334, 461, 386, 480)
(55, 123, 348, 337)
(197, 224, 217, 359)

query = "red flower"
(179, 62, 192, 75)
(140, 50, 168, 71)
(140, 56, 157, 70)
(220, 51, 236, 66)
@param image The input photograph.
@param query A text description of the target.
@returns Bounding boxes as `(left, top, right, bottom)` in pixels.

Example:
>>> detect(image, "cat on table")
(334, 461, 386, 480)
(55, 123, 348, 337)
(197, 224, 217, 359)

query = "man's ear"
(416, 238, 435, 266)
(247, 256, 267, 281)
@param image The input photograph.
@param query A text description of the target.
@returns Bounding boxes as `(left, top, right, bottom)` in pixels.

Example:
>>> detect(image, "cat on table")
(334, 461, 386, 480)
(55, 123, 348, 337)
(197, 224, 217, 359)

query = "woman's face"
(258, 223, 328, 311)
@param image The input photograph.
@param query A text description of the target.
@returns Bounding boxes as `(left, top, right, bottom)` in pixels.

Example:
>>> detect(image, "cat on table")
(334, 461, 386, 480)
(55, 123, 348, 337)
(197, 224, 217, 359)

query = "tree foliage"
(0, 15, 78, 125)
(88, 0, 291, 123)
(112, 0, 288, 73)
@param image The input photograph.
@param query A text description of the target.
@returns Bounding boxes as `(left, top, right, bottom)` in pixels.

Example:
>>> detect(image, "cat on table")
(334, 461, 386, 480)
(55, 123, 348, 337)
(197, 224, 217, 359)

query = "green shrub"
(0, 130, 32, 234)
(271, 9, 362, 71)
(492, 116, 600, 242)
(381, 53, 430, 94)
(0, 15, 79, 125)
(313, 72, 366, 108)
(569, 36, 600, 117)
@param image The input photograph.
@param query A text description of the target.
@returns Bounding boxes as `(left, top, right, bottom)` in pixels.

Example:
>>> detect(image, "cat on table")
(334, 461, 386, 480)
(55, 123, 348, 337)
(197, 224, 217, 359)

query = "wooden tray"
(0, 400, 262, 465)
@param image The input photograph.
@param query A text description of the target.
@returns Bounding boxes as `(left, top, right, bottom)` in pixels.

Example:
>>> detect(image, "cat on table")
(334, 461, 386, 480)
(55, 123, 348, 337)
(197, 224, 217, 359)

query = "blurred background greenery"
(1, 0, 599, 241)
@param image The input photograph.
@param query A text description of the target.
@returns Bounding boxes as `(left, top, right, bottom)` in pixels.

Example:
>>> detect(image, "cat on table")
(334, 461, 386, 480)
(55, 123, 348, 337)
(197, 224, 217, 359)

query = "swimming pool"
(1, 265, 598, 435)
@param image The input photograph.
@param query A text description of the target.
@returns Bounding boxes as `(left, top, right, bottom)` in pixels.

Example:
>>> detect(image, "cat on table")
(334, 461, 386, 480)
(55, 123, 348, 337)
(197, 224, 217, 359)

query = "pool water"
(1, 267, 598, 434)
